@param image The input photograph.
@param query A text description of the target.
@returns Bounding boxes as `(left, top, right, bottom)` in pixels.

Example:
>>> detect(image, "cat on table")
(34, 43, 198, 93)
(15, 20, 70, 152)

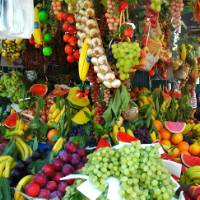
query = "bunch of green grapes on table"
(0, 71, 29, 109)
(112, 42, 141, 81)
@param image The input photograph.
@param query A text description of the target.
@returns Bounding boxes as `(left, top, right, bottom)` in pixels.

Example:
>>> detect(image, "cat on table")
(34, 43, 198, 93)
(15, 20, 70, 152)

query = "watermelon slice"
(30, 84, 48, 97)
(49, 89, 68, 98)
(3, 112, 19, 128)
(181, 154, 200, 167)
(117, 132, 139, 143)
(165, 121, 186, 134)
(96, 138, 111, 150)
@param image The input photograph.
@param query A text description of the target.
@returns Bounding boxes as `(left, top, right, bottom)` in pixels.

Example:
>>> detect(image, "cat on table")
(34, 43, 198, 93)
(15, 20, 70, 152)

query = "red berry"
(66, 15, 75, 24)
(67, 25, 76, 34)
(62, 22, 69, 32)
(68, 36, 77, 46)
(161, 72, 167, 79)
(64, 45, 73, 55)
(25, 182, 40, 197)
(73, 50, 80, 59)
(63, 34, 70, 43)
(148, 68, 155, 77)
(67, 55, 76, 63)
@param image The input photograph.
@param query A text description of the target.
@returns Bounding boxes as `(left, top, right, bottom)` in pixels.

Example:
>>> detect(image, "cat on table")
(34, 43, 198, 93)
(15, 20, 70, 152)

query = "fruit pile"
(81, 142, 175, 200)
(156, 121, 200, 158)
(22, 142, 86, 199)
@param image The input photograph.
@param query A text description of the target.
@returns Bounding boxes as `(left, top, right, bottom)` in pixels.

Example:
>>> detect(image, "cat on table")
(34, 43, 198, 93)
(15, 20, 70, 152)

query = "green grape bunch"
(0, 71, 29, 109)
(112, 42, 141, 81)
(80, 142, 176, 200)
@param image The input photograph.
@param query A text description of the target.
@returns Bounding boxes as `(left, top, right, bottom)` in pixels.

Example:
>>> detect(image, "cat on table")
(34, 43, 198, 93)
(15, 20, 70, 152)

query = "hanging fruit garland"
(29, 4, 53, 57)
(75, 0, 121, 89)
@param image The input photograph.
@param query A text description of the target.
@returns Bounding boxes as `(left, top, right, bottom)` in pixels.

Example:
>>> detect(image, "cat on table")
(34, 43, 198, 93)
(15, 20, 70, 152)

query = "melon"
(3, 112, 19, 128)
(67, 87, 90, 107)
(49, 89, 68, 98)
(30, 84, 48, 97)
(117, 132, 138, 143)
(72, 107, 91, 125)
(181, 154, 200, 167)
(165, 121, 186, 134)
(96, 138, 111, 150)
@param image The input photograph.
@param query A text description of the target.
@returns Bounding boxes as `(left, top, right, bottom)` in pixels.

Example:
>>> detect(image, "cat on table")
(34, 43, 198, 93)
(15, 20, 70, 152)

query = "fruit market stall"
(0, 0, 200, 200)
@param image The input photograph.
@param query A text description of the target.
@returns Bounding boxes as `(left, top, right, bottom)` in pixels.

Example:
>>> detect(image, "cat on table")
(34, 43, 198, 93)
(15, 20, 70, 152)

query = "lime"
(43, 32, 52, 43)
(39, 10, 48, 23)
(42, 46, 53, 56)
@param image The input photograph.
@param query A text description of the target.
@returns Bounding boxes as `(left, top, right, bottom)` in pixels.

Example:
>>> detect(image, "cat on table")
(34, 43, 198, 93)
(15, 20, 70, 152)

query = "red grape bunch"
(170, 0, 184, 31)
(105, 0, 119, 33)
(94, 102, 105, 125)
(87, 67, 100, 103)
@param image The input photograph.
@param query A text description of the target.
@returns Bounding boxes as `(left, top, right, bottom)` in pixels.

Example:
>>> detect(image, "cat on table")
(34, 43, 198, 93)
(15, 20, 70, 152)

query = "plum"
(33, 173, 47, 187)
(58, 181, 68, 193)
(58, 150, 71, 163)
(71, 153, 80, 165)
(62, 164, 74, 175)
(42, 164, 55, 177)
(46, 181, 57, 191)
(65, 142, 77, 153)
(53, 172, 63, 183)
(38, 189, 50, 198)
(52, 158, 63, 170)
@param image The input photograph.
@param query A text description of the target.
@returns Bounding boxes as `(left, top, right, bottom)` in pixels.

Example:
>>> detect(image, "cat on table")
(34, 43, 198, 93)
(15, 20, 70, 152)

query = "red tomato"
(63, 34, 70, 43)
(73, 50, 80, 59)
(62, 22, 69, 32)
(64, 45, 73, 55)
(67, 55, 76, 63)
(67, 25, 76, 34)
(68, 36, 77, 46)
(66, 15, 75, 24)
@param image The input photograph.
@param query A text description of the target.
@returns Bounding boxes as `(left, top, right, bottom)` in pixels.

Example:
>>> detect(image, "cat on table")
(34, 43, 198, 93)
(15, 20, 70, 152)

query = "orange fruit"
(154, 120, 163, 131)
(161, 140, 171, 147)
(177, 141, 190, 152)
(47, 129, 58, 142)
(189, 143, 200, 156)
(160, 128, 171, 140)
(181, 151, 191, 156)
(172, 147, 180, 158)
(171, 133, 183, 145)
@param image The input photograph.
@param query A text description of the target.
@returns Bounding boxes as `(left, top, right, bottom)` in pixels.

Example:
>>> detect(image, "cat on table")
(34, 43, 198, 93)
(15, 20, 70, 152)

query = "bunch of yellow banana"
(14, 175, 33, 200)
(180, 166, 200, 186)
(79, 37, 90, 82)
(48, 103, 65, 126)
(15, 137, 32, 160)
(138, 95, 153, 107)
(52, 137, 65, 154)
(0, 155, 16, 178)
(181, 43, 187, 62)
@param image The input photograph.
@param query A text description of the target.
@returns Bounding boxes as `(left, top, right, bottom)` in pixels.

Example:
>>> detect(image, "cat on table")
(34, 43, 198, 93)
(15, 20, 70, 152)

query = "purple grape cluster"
(134, 128, 151, 144)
